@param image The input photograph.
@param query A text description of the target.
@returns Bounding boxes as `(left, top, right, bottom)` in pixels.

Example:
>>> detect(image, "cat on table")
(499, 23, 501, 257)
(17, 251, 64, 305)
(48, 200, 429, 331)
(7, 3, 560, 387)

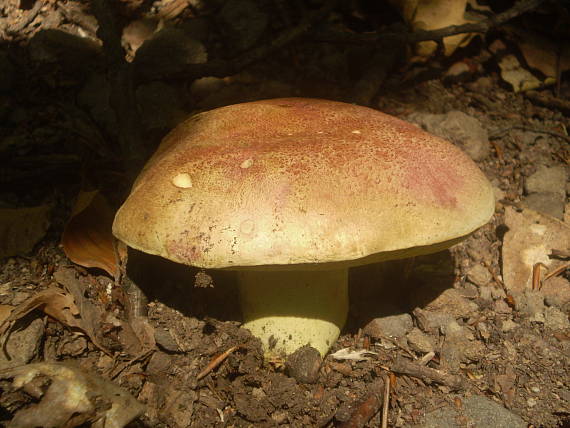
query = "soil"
(0, 1, 569, 427)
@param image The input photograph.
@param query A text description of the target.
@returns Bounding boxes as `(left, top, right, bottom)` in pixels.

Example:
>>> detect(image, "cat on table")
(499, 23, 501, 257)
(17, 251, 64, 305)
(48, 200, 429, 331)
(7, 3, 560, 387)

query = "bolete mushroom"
(113, 98, 494, 357)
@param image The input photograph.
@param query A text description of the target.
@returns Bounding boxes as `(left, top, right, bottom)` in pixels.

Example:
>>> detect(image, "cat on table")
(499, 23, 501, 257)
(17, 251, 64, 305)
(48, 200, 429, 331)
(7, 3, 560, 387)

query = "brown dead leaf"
(0, 279, 112, 356)
(0, 287, 80, 339)
(62, 191, 121, 278)
(55, 266, 155, 360)
(0, 205, 51, 258)
(53, 266, 112, 355)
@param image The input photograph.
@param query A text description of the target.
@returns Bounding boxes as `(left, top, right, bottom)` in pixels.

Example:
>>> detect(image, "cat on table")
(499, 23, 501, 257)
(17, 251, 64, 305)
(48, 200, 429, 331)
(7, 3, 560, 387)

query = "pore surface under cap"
(113, 98, 495, 269)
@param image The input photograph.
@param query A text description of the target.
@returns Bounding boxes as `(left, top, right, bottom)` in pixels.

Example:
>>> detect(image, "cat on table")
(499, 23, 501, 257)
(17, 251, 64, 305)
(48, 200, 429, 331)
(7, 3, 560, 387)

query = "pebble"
(514, 290, 545, 319)
(285, 346, 321, 384)
(523, 192, 565, 219)
(406, 327, 435, 353)
(523, 165, 567, 219)
(467, 264, 492, 287)
(413, 308, 455, 334)
(421, 395, 526, 428)
(423, 288, 479, 319)
(525, 165, 567, 198)
(363, 313, 413, 339)
(406, 110, 490, 161)
(0, 318, 44, 370)
(544, 306, 570, 330)
(501, 319, 518, 332)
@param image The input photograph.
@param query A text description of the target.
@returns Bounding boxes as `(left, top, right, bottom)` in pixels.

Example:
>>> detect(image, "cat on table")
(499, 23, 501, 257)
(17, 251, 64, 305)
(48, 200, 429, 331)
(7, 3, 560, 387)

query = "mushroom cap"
(113, 98, 494, 269)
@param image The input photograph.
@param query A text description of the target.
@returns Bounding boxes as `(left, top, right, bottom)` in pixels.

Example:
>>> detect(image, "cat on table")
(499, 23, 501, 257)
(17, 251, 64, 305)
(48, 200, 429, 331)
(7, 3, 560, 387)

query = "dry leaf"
(0, 205, 51, 258)
(55, 266, 154, 358)
(53, 267, 113, 354)
(62, 191, 120, 278)
(0, 362, 144, 428)
(0, 287, 81, 340)
(0, 279, 111, 355)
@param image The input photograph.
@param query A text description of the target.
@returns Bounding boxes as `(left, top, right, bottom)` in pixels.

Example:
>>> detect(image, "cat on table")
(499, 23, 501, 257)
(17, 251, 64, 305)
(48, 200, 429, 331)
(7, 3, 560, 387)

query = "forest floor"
(0, 0, 569, 427)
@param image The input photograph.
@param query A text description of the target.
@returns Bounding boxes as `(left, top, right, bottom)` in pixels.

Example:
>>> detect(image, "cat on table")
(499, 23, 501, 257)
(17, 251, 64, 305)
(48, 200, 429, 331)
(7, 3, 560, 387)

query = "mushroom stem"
(237, 268, 349, 357)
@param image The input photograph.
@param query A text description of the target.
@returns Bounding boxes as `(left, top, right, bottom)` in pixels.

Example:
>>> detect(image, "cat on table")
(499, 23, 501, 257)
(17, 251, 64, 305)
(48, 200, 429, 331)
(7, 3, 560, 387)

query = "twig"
(490, 124, 570, 144)
(197, 344, 244, 380)
(314, 0, 545, 47)
(525, 90, 570, 116)
(390, 357, 467, 390)
(6, 0, 43, 34)
(338, 378, 385, 428)
(408, 0, 546, 44)
(544, 262, 570, 281)
(532, 262, 548, 291)
(381, 375, 390, 428)
(419, 351, 436, 366)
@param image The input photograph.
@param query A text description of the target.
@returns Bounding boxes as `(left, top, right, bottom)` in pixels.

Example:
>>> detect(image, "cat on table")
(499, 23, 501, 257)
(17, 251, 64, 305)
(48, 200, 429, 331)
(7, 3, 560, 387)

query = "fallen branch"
(408, 0, 546, 44)
(5, 0, 43, 34)
(314, 0, 545, 47)
(390, 357, 467, 390)
(338, 378, 385, 428)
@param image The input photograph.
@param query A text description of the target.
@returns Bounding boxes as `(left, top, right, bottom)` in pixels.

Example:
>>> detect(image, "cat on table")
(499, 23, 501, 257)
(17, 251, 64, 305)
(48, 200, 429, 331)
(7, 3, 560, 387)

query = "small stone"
(467, 264, 492, 287)
(363, 313, 413, 339)
(494, 299, 512, 314)
(460, 283, 479, 298)
(477, 322, 491, 340)
(147, 352, 172, 377)
(501, 319, 518, 332)
(154, 328, 180, 352)
(285, 345, 321, 384)
(252, 387, 266, 400)
(423, 288, 479, 319)
(543, 276, 570, 308)
(525, 165, 567, 198)
(544, 307, 570, 330)
(406, 327, 435, 353)
(479, 285, 493, 301)
(0, 317, 44, 370)
(441, 320, 465, 338)
(271, 410, 289, 424)
(491, 286, 507, 300)
(406, 111, 490, 161)
(515, 290, 545, 319)
(527, 397, 537, 408)
(523, 192, 565, 219)
(413, 308, 455, 334)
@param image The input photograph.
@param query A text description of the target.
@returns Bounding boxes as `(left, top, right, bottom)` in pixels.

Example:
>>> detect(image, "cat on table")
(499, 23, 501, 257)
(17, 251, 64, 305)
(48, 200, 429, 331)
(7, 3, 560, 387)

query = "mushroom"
(113, 98, 494, 357)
